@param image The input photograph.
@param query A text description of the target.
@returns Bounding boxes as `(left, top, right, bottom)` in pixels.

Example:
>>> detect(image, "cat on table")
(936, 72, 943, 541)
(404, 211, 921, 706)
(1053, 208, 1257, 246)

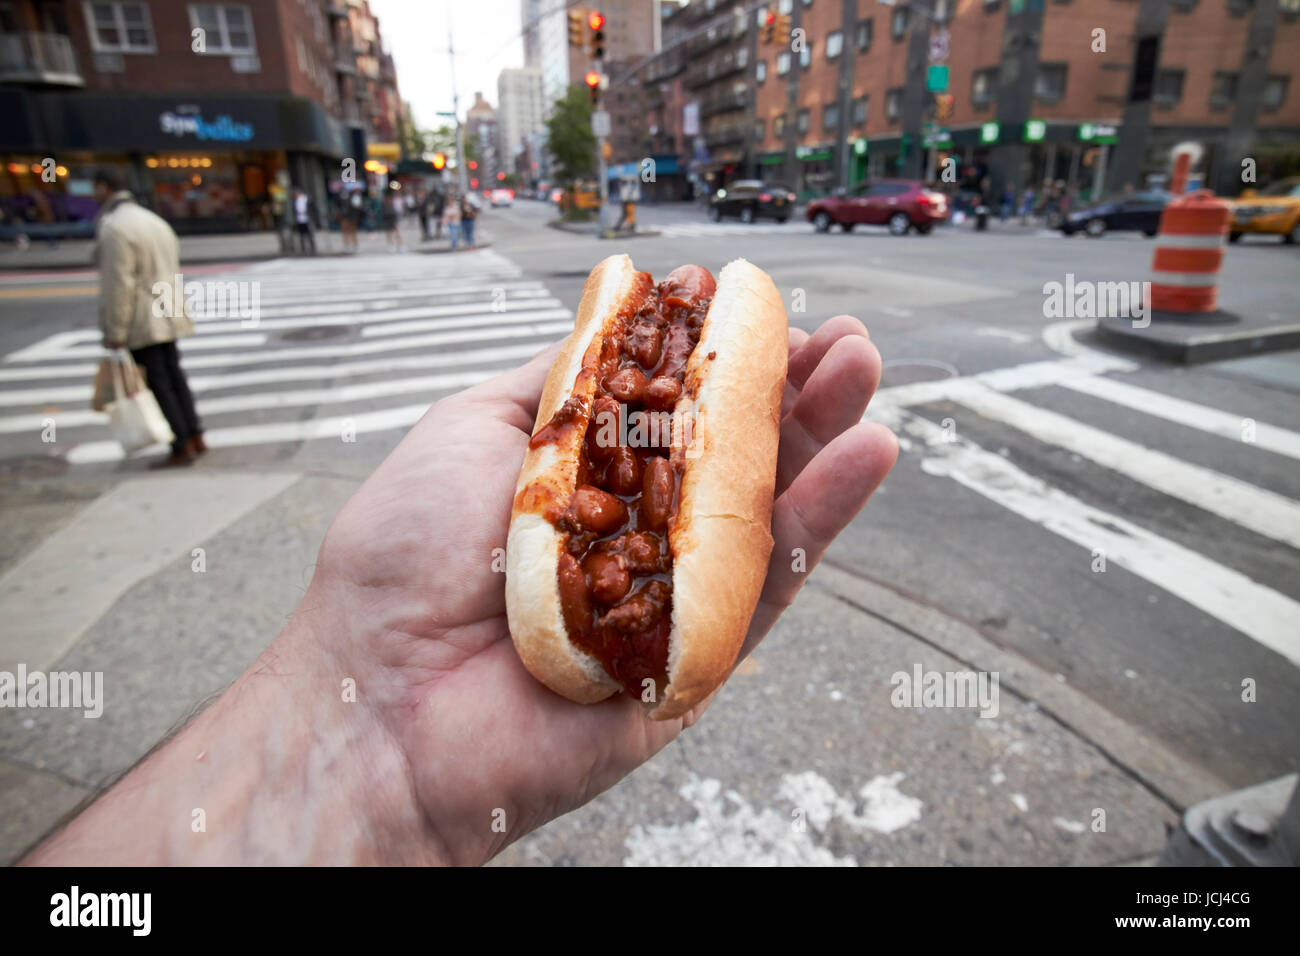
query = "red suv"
(806, 180, 949, 236)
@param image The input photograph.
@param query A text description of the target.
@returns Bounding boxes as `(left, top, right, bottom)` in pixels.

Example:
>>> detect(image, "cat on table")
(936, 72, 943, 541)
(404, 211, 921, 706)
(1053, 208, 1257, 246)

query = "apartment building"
(535, 0, 657, 110)
(0, 0, 401, 232)
(626, 0, 1298, 200)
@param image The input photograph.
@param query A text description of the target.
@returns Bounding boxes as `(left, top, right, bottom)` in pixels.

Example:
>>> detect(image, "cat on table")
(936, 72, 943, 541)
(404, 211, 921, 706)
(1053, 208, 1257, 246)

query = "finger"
(776, 335, 882, 493)
(742, 421, 897, 658)
(779, 326, 813, 419)
(788, 326, 810, 354)
(786, 314, 871, 390)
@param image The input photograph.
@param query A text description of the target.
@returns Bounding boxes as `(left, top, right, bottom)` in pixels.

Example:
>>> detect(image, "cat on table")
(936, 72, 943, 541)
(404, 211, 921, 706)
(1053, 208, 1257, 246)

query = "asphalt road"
(0, 202, 1296, 864)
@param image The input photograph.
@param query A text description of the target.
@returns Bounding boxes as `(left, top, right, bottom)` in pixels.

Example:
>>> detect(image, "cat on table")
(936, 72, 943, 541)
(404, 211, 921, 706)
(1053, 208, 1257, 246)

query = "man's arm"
(98, 226, 135, 348)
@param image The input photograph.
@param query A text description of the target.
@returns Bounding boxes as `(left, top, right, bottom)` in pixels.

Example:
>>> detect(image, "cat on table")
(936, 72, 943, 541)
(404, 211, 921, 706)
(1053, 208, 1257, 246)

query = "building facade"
(0, 0, 401, 233)
(617, 0, 1300, 201)
(465, 91, 501, 188)
(536, 0, 657, 111)
(498, 66, 545, 173)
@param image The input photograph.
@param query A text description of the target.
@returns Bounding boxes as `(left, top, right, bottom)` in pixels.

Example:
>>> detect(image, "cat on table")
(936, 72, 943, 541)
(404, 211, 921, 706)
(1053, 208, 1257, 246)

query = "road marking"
(902, 411, 1300, 666)
(65, 403, 433, 464)
(1057, 374, 1300, 462)
(4, 333, 267, 363)
(0, 470, 299, 673)
(945, 380, 1300, 550)
(975, 327, 1033, 343)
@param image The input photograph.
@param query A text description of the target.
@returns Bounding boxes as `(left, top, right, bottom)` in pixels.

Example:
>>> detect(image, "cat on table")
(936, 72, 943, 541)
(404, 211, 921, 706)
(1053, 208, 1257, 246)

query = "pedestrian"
(20, 315, 894, 866)
(615, 175, 640, 231)
(417, 190, 431, 241)
(1000, 186, 1014, 222)
(92, 169, 205, 469)
(460, 190, 479, 248)
(292, 187, 315, 255)
(341, 186, 363, 252)
(442, 191, 462, 250)
(1019, 186, 1035, 225)
(432, 188, 446, 239)
(383, 187, 405, 252)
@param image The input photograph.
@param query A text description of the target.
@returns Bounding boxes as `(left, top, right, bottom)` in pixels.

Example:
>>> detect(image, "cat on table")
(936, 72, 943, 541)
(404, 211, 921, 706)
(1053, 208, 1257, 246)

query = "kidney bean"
(587, 396, 621, 460)
(604, 447, 641, 495)
(583, 552, 631, 605)
(641, 457, 675, 531)
(557, 552, 592, 635)
(604, 366, 649, 404)
(600, 580, 672, 633)
(571, 485, 628, 533)
(625, 323, 664, 369)
(644, 376, 682, 411)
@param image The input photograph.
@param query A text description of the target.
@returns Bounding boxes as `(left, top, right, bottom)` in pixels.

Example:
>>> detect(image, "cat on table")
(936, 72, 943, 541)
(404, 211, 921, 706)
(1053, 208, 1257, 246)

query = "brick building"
(620, 0, 1300, 201)
(0, 0, 402, 233)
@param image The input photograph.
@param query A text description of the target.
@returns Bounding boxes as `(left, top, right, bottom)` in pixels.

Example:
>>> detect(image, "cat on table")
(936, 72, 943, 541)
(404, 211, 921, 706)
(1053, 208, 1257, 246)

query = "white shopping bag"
(106, 350, 174, 454)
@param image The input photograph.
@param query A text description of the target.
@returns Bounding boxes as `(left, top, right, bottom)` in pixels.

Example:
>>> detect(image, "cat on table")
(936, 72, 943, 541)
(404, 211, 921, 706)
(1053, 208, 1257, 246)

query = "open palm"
(311, 315, 897, 865)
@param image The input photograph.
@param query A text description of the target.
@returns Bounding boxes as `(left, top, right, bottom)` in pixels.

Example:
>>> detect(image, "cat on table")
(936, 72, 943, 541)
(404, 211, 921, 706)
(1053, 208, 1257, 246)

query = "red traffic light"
(585, 71, 601, 87)
(468, 160, 478, 170)
(470, 177, 478, 188)
(431, 153, 446, 170)
(496, 171, 505, 181)
(765, 12, 774, 24)
(588, 11, 605, 30)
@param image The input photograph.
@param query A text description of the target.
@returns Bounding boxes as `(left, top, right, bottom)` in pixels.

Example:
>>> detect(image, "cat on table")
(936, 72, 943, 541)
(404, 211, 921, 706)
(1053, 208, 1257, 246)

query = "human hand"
(307, 314, 898, 865)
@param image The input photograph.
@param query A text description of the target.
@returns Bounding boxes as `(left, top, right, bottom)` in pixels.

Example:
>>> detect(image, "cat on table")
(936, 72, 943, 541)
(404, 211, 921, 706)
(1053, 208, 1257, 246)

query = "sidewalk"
(0, 219, 479, 271)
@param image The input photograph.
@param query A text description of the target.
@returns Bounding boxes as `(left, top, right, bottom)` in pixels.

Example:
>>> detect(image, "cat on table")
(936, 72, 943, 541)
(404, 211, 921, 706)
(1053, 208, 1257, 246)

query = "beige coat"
(96, 192, 195, 349)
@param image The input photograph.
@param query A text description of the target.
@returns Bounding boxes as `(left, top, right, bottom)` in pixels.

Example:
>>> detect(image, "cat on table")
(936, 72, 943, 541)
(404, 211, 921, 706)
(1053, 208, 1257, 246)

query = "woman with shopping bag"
(93, 170, 206, 467)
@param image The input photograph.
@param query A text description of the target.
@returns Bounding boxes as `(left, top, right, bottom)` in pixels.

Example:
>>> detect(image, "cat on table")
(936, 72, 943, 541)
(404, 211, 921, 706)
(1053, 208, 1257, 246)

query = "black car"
(707, 180, 796, 223)
(1060, 191, 1171, 237)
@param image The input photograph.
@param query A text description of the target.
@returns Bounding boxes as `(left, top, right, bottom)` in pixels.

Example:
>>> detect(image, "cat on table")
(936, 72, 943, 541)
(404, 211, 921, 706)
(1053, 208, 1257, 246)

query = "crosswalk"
(0, 248, 570, 464)
(867, 323, 1300, 667)
(652, 221, 802, 239)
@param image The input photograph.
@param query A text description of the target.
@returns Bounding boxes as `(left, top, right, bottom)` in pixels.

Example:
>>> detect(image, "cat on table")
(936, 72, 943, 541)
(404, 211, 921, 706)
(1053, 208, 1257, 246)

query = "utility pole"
(448, 23, 469, 193)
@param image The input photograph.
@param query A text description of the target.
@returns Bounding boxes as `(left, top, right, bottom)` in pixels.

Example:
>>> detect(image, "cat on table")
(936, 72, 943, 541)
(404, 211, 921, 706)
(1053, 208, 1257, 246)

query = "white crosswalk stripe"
(652, 222, 801, 239)
(869, 348, 1300, 667)
(0, 248, 569, 459)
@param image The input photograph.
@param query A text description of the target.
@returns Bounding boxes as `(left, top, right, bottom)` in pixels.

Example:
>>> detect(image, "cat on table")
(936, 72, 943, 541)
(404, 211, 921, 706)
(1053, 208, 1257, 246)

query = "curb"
(1095, 313, 1300, 363)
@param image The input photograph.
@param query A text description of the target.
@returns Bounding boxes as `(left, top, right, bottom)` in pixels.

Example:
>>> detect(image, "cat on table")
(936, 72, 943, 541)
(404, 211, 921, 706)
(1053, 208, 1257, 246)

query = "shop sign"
(853, 137, 868, 156)
(926, 64, 949, 92)
(980, 122, 1000, 144)
(1078, 123, 1119, 145)
(1023, 119, 1046, 142)
(159, 110, 254, 143)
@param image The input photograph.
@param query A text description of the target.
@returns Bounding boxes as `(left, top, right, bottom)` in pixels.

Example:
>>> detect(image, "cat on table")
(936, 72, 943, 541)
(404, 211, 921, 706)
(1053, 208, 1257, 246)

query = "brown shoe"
(186, 432, 209, 456)
(150, 448, 196, 469)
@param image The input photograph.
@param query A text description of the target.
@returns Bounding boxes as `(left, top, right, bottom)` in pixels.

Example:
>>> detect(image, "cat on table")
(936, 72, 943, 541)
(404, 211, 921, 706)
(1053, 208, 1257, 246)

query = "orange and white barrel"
(1149, 189, 1230, 313)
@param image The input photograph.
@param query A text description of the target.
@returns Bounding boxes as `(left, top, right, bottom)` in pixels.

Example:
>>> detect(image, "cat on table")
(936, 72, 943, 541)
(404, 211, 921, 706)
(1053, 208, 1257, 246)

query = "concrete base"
(1096, 310, 1300, 364)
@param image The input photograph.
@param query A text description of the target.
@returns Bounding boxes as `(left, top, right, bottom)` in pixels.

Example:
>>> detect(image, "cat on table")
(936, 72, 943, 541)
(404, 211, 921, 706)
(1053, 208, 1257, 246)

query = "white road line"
(8, 367, 503, 433)
(0, 341, 550, 409)
(1057, 375, 1300, 462)
(4, 333, 267, 363)
(902, 411, 1300, 666)
(66, 402, 435, 464)
(945, 380, 1300, 550)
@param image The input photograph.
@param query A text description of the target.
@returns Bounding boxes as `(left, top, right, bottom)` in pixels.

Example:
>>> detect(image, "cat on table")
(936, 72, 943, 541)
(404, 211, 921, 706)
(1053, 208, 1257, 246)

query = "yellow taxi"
(1228, 178, 1300, 244)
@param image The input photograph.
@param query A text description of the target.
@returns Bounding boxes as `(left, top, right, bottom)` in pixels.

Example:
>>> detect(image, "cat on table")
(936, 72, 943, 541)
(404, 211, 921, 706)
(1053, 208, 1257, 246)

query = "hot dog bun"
(506, 254, 788, 720)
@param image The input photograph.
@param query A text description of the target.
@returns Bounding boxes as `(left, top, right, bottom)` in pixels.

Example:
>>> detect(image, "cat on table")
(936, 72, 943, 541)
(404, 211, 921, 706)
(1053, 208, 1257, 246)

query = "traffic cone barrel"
(1149, 190, 1230, 313)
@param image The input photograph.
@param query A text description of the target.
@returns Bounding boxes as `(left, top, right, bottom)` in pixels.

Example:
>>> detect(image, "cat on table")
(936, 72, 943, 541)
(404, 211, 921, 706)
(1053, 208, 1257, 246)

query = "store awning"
(367, 141, 401, 161)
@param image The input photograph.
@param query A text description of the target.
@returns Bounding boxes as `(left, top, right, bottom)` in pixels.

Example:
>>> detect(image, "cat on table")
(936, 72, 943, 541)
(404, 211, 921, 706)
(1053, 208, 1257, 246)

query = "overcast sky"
(367, 0, 528, 131)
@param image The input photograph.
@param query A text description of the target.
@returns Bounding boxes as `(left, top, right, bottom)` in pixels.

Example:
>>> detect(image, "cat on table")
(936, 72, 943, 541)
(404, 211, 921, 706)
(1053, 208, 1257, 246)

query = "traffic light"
(585, 70, 601, 106)
(761, 12, 775, 44)
(431, 153, 446, 171)
(588, 11, 605, 59)
(775, 12, 791, 39)
(468, 160, 477, 171)
(567, 9, 585, 47)
(935, 94, 954, 121)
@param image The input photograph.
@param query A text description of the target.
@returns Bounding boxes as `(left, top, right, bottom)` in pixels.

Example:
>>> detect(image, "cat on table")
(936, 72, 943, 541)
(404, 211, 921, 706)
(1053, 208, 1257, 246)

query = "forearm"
(23, 593, 447, 866)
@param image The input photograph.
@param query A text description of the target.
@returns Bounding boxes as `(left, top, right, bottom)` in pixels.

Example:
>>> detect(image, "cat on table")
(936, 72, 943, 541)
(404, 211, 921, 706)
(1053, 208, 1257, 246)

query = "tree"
(546, 85, 597, 183)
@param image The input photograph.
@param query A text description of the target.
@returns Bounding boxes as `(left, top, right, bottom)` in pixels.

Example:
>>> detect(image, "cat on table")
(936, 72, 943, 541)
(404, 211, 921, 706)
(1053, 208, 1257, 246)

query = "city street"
(1, 202, 1297, 865)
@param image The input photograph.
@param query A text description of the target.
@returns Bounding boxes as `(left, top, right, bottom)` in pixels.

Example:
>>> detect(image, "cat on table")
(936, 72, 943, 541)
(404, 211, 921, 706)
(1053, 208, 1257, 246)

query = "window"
(799, 42, 812, 68)
(1035, 63, 1067, 102)
(933, 0, 951, 19)
(852, 94, 868, 125)
(796, 108, 809, 133)
(890, 8, 909, 40)
(1227, 0, 1252, 16)
(775, 113, 786, 138)
(823, 103, 840, 131)
(84, 1, 155, 52)
(972, 68, 997, 106)
(776, 51, 790, 75)
(778, 0, 793, 12)
(737, 47, 748, 67)
(189, 4, 255, 55)
(886, 88, 903, 122)
(756, 60, 767, 83)
(1170, 0, 1197, 9)
(1210, 71, 1238, 107)
(1262, 75, 1288, 110)
(1281, 0, 1300, 14)
(826, 30, 843, 59)
(855, 18, 872, 51)
(755, 118, 766, 141)
(1153, 69, 1184, 106)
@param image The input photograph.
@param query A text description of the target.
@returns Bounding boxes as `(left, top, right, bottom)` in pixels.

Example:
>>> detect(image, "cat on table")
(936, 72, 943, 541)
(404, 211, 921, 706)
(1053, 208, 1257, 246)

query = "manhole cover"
(279, 325, 351, 342)
(0, 455, 69, 479)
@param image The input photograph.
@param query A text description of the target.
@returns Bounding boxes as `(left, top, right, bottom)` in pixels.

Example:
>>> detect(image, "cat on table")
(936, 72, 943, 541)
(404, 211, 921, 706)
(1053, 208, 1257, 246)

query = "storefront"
(0, 89, 351, 235)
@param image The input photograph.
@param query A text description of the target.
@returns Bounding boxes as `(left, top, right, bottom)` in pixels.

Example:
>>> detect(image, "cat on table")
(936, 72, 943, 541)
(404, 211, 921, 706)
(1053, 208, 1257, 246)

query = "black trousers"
(294, 221, 315, 254)
(130, 341, 202, 455)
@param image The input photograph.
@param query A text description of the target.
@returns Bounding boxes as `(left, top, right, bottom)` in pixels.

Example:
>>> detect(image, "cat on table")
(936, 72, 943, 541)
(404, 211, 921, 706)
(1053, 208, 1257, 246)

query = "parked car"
(1227, 178, 1300, 244)
(805, 180, 949, 235)
(1059, 190, 1170, 237)
(707, 180, 796, 223)
(490, 188, 514, 207)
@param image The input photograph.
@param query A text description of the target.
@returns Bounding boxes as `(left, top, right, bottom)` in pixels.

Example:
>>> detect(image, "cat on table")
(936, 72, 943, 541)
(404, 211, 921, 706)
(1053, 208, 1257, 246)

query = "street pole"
(448, 24, 468, 193)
